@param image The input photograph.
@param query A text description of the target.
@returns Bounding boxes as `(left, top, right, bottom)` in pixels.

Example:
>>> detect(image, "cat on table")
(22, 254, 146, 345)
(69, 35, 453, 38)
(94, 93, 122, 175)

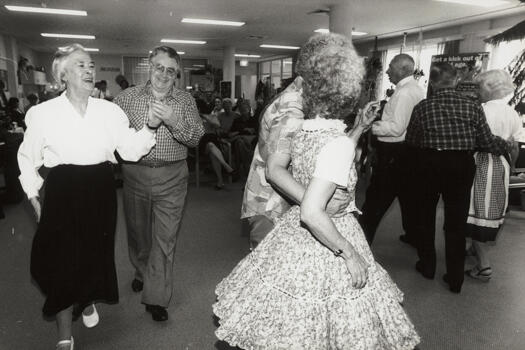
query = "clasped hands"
(147, 100, 181, 129)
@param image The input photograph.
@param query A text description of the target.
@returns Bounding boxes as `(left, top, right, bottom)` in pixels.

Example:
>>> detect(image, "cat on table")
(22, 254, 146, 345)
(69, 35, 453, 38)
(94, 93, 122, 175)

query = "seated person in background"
(253, 94, 265, 122)
(25, 93, 39, 112)
(91, 80, 112, 100)
(199, 97, 236, 189)
(6, 97, 26, 130)
(229, 100, 259, 178)
(194, 91, 211, 114)
(115, 74, 130, 93)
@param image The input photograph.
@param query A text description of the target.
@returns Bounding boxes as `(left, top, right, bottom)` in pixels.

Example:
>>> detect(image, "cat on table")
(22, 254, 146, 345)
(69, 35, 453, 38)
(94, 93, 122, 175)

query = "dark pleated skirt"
(30, 163, 118, 317)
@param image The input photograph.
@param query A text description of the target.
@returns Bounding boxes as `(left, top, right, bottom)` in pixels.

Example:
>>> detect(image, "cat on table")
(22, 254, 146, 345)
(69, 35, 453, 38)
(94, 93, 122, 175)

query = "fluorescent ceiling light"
(42, 33, 95, 39)
(181, 18, 245, 26)
(5, 5, 87, 16)
(314, 28, 367, 36)
(150, 50, 185, 55)
(59, 46, 98, 52)
(161, 39, 206, 44)
(235, 54, 261, 58)
(260, 44, 300, 50)
(433, 0, 509, 7)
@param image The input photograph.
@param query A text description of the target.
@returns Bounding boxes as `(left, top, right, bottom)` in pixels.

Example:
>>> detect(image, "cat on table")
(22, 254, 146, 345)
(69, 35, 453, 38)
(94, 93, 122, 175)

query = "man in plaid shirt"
(405, 62, 510, 294)
(114, 46, 204, 321)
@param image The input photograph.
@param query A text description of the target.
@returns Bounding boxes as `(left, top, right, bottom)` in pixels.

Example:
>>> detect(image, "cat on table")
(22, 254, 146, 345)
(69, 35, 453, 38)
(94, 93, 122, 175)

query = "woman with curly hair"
(465, 70, 522, 282)
(213, 33, 420, 350)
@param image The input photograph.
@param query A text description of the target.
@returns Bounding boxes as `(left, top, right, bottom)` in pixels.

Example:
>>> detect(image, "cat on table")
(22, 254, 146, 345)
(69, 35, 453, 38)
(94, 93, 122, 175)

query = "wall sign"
(428, 52, 489, 100)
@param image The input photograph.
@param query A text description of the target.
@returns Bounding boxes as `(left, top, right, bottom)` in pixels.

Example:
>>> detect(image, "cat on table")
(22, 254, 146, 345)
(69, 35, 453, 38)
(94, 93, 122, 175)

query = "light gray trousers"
(122, 161, 188, 307)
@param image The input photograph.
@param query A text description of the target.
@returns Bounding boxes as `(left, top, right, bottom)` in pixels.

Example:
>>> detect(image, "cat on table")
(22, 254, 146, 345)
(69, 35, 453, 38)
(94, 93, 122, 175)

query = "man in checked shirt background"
(405, 62, 512, 294)
(114, 46, 204, 322)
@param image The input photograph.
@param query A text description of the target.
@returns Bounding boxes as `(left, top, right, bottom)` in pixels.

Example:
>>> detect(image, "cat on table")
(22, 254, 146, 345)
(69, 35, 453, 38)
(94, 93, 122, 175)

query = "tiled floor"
(0, 174, 524, 349)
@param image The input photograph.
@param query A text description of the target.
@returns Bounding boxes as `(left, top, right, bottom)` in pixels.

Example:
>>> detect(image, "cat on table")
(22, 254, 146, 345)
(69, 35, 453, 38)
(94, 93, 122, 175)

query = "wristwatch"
(146, 122, 159, 131)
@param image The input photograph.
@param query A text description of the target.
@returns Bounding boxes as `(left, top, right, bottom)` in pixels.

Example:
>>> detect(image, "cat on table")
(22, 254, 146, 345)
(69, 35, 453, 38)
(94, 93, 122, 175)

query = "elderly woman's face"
(214, 98, 222, 109)
(63, 50, 95, 93)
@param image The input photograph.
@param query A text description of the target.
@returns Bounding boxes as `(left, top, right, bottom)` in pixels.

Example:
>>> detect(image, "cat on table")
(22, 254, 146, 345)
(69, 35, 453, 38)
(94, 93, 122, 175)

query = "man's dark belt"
(135, 159, 182, 168)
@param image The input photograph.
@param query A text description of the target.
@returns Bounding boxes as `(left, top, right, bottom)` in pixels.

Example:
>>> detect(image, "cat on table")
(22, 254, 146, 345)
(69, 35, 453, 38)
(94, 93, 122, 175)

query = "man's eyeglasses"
(150, 63, 178, 77)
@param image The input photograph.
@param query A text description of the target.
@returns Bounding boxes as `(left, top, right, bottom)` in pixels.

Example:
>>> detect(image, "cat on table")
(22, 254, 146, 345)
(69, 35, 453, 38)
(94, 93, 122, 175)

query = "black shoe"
(145, 304, 168, 322)
(415, 261, 435, 279)
(131, 279, 143, 293)
(443, 274, 462, 294)
(399, 234, 417, 248)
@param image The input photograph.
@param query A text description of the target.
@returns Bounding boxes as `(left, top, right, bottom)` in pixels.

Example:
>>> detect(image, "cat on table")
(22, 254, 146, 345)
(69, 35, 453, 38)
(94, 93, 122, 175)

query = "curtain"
(375, 50, 387, 100)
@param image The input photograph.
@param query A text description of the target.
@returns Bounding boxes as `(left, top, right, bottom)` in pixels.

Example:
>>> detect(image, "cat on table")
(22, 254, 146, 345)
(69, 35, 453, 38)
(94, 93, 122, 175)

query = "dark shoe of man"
(145, 304, 168, 322)
(399, 234, 417, 248)
(415, 261, 435, 279)
(442, 274, 462, 294)
(131, 279, 143, 293)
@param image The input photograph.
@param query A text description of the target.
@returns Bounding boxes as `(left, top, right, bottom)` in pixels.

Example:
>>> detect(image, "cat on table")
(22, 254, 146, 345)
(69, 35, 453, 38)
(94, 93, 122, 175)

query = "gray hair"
(475, 69, 515, 102)
(52, 43, 87, 90)
(295, 33, 364, 120)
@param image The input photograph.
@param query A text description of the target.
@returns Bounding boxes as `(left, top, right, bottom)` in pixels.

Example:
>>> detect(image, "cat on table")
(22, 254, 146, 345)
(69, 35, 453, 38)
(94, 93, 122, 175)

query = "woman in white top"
(213, 33, 420, 349)
(17, 44, 161, 350)
(465, 69, 522, 282)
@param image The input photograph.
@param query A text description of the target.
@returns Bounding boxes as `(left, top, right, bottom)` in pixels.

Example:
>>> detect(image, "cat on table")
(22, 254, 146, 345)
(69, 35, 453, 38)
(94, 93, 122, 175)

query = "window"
(282, 58, 293, 79)
(271, 60, 282, 89)
(123, 56, 150, 86)
(486, 39, 525, 70)
(260, 61, 271, 81)
(258, 57, 293, 90)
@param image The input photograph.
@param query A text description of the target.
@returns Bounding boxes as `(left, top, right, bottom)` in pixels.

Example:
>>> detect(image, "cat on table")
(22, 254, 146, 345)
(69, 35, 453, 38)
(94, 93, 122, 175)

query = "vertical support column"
(222, 46, 235, 99)
(328, 2, 353, 39)
(4, 35, 19, 98)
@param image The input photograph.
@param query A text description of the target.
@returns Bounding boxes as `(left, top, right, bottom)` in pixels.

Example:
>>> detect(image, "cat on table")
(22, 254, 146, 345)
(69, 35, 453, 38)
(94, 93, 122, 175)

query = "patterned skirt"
(213, 206, 420, 350)
(467, 152, 510, 242)
(30, 163, 118, 317)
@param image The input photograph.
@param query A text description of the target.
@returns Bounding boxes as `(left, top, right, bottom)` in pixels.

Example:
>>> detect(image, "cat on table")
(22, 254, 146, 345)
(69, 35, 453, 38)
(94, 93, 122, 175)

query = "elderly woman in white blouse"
(465, 69, 522, 282)
(17, 44, 160, 350)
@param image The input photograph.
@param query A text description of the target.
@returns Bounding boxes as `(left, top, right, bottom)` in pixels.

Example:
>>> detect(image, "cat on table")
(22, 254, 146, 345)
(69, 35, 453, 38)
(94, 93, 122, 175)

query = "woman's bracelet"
(334, 249, 344, 257)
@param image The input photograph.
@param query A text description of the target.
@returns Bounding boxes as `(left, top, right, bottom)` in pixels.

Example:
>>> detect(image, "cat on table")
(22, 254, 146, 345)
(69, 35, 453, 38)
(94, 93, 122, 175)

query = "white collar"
(484, 95, 512, 105)
(396, 75, 415, 88)
(302, 117, 346, 132)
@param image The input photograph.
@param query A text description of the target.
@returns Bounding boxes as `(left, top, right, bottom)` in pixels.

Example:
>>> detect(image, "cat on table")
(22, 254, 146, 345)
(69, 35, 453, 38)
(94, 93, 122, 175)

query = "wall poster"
(428, 52, 489, 100)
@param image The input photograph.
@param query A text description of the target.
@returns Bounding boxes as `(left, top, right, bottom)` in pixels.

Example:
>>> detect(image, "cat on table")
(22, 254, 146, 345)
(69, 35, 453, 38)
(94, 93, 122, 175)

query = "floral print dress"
(213, 118, 420, 350)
